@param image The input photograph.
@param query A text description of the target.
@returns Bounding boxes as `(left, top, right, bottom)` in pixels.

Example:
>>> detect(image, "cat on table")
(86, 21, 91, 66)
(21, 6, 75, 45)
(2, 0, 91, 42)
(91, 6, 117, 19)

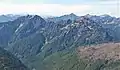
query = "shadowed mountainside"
(0, 47, 29, 70)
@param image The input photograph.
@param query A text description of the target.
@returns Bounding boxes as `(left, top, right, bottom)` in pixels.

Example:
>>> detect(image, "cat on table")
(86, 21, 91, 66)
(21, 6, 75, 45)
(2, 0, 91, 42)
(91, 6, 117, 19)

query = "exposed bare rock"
(77, 43, 120, 61)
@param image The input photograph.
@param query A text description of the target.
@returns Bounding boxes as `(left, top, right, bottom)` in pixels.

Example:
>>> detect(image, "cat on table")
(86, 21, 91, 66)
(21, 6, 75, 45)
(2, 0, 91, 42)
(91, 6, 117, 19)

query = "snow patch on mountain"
(15, 23, 24, 32)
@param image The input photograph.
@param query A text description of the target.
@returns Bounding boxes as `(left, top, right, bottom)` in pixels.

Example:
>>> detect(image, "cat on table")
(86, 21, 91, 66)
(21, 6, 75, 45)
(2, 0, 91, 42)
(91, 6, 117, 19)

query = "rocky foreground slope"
(78, 43, 120, 60)
(77, 43, 120, 70)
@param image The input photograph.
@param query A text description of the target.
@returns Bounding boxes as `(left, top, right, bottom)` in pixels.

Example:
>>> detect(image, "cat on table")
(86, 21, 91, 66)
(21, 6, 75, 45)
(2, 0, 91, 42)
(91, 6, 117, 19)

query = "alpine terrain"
(0, 14, 120, 70)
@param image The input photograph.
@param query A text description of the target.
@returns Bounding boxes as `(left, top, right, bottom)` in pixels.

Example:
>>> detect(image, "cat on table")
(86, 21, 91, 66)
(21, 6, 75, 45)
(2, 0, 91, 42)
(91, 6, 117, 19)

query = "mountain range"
(0, 13, 120, 70)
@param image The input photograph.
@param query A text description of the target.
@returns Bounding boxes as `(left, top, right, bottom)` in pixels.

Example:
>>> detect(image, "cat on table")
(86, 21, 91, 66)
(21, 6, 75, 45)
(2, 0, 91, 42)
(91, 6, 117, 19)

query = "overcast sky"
(0, 0, 120, 17)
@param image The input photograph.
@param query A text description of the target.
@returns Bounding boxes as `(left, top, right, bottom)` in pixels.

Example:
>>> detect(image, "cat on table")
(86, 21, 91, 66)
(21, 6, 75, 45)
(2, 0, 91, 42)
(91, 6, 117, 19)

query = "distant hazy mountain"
(0, 14, 20, 22)
(0, 14, 120, 70)
(46, 13, 79, 22)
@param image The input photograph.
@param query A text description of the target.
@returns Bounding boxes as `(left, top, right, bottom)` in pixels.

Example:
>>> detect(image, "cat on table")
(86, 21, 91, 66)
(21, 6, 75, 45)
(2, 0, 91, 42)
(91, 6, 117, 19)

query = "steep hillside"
(77, 43, 120, 70)
(77, 43, 120, 60)
(0, 47, 28, 70)
(29, 43, 120, 70)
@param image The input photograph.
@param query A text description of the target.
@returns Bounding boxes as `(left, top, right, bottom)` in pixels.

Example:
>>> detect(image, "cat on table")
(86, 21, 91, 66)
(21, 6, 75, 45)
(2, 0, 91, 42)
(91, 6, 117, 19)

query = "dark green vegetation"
(0, 14, 120, 70)
(0, 47, 28, 70)
(28, 50, 80, 70)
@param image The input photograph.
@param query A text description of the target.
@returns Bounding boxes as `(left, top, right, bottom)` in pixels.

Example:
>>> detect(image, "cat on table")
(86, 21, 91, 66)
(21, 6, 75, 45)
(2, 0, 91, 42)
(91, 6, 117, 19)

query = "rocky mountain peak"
(69, 13, 77, 17)
(31, 15, 45, 21)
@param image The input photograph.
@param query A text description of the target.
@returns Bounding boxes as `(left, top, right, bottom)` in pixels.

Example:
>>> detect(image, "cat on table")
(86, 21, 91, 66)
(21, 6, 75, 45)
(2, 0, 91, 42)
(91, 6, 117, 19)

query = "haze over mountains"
(0, 14, 21, 23)
(0, 13, 120, 70)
